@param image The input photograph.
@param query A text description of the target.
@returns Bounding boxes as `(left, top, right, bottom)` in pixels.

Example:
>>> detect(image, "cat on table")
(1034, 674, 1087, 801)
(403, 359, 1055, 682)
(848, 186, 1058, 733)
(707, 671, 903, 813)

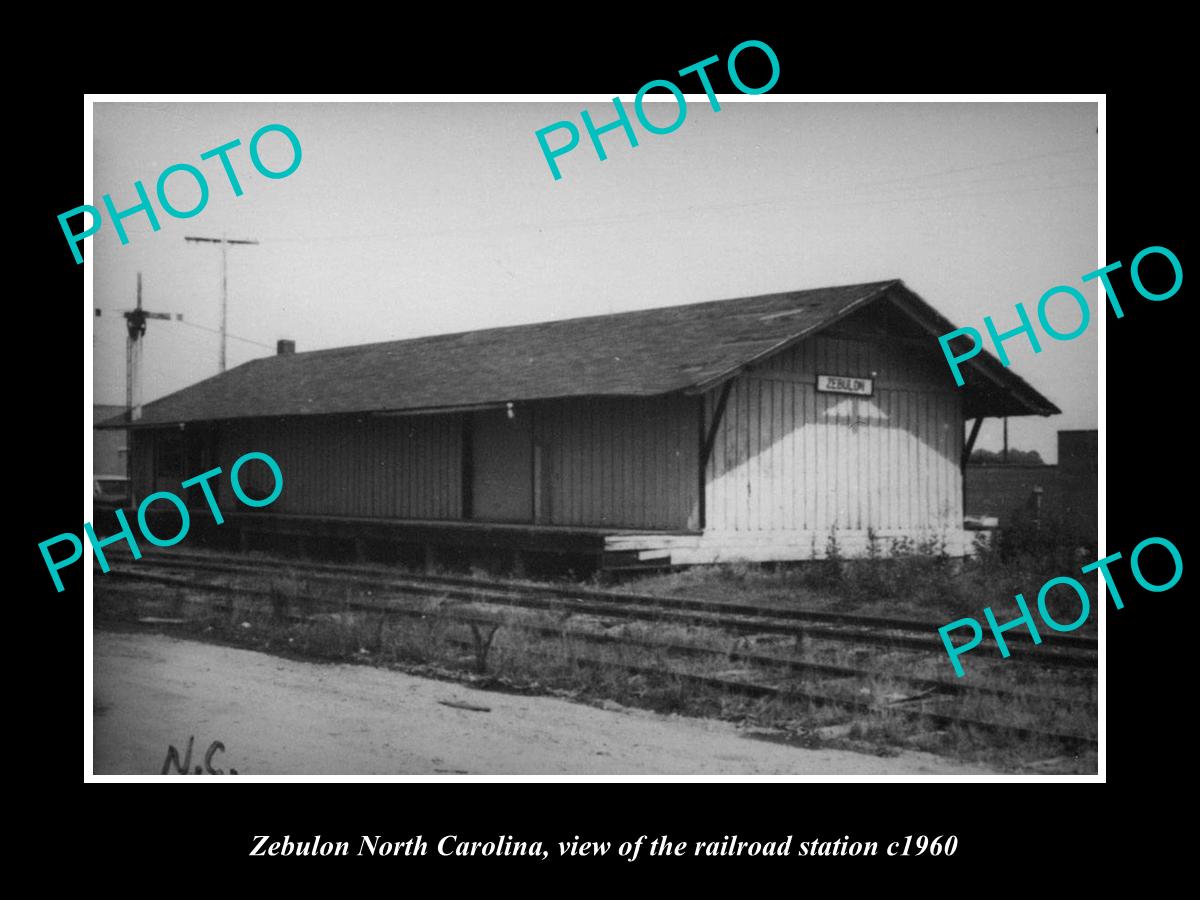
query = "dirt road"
(93, 631, 992, 776)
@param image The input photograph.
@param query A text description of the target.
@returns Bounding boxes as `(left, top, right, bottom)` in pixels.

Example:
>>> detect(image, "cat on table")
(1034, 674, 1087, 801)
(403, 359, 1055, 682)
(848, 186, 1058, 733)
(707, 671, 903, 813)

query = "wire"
(94, 312, 276, 350)
(172, 318, 275, 349)
(255, 176, 1097, 248)
(256, 145, 1096, 245)
(810, 145, 1093, 193)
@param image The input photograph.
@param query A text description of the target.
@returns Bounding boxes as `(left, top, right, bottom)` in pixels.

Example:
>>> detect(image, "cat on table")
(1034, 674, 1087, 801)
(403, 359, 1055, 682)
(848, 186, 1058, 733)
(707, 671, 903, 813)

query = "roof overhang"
(103, 279, 1060, 428)
(685, 281, 1060, 419)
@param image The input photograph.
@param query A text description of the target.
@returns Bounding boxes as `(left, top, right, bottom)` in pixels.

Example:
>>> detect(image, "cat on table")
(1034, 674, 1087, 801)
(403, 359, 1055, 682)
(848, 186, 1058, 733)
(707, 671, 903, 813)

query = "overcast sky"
(91, 100, 1097, 463)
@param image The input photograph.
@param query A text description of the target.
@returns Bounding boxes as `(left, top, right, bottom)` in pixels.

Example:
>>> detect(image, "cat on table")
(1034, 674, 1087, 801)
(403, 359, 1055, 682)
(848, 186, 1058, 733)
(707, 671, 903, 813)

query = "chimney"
(277, 339, 296, 355)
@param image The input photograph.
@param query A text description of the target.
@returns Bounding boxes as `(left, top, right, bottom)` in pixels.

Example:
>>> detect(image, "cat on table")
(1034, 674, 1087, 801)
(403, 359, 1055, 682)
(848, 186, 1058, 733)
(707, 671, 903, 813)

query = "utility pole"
(108, 273, 183, 423)
(1002, 417, 1009, 464)
(95, 273, 182, 489)
(184, 235, 259, 372)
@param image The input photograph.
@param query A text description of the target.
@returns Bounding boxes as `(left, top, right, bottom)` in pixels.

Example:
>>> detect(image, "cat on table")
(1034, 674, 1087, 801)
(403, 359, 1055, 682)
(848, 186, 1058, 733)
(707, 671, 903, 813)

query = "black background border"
(27, 30, 1186, 883)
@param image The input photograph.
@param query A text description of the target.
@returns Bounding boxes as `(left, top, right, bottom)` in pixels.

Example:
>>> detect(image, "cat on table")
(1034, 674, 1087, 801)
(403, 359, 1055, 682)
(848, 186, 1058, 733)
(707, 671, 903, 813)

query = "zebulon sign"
(817, 374, 873, 397)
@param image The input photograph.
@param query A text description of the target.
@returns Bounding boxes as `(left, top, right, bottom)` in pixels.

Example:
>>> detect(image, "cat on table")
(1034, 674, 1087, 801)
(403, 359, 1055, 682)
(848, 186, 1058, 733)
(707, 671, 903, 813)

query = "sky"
(91, 100, 1098, 463)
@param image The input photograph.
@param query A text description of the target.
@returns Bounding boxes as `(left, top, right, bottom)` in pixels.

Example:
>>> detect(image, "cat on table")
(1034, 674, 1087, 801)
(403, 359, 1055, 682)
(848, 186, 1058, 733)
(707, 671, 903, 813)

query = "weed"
(97, 547, 1097, 774)
(468, 622, 501, 674)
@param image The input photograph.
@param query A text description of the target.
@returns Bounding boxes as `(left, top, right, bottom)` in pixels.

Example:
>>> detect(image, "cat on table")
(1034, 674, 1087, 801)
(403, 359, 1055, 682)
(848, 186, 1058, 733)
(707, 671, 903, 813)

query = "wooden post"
(219, 239, 227, 372)
(961, 417, 984, 520)
(183, 235, 259, 373)
(697, 381, 734, 530)
(532, 445, 544, 524)
(961, 417, 984, 472)
(695, 396, 706, 530)
(460, 415, 473, 520)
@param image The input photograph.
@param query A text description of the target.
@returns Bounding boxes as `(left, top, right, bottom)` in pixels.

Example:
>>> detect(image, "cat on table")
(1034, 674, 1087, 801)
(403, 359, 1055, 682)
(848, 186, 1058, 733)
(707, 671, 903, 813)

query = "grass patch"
(620, 521, 1099, 634)
(96, 559, 1097, 774)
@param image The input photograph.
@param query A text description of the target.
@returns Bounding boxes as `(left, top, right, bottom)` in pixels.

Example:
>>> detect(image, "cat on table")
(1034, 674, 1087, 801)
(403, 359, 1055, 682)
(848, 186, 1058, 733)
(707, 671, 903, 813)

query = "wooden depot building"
(111, 280, 1060, 571)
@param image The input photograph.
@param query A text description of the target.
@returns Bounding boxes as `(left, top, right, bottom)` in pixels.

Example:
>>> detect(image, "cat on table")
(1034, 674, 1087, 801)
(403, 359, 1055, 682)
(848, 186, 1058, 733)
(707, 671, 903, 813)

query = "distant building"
(93, 404, 128, 477)
(1057, 430, 1098, 542)
(101, 280, 1059, 569)
(965, 429, 1097, 545)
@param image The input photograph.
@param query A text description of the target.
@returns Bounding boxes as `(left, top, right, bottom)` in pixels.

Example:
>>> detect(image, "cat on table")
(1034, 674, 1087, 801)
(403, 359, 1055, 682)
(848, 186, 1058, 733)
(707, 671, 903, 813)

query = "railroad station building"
(106, 280, 1060, 571)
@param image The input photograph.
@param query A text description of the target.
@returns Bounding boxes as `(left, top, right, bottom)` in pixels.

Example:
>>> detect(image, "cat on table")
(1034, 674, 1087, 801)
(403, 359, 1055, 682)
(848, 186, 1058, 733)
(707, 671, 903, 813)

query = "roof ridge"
(282, 279, 903, 360)
(115, 278, 1057, 427)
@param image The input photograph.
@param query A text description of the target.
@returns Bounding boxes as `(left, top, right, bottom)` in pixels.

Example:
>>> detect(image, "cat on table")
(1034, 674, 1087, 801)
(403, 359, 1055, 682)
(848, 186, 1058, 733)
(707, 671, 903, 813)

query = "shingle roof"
(118, 279, 1059, 426)
(93, 405, 128, 429)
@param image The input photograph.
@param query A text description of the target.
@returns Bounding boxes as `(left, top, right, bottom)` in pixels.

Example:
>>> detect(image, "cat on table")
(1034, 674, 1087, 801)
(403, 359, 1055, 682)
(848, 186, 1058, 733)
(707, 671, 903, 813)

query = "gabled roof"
(114, 279, 1059, 427)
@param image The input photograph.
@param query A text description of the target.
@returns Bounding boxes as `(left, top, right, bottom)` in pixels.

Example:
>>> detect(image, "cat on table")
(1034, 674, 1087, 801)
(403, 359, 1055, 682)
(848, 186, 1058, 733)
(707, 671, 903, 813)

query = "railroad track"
(101, 548, 1098, 666)
(135, 548, 1099, 649)
(96, 552, 1098, 749)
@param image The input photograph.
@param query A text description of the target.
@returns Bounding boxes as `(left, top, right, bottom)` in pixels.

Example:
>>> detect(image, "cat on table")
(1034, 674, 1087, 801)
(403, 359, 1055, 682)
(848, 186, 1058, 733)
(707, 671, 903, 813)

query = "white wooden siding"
(704, 331, 962, 535)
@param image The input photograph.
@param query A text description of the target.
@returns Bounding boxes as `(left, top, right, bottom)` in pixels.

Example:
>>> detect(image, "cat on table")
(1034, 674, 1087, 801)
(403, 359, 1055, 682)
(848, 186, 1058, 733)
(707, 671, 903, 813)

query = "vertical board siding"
(705, 331, 963, 534)
(206, 414, 463, 519)
(536, 396, 698, 530)
(135, 317, 962, 540)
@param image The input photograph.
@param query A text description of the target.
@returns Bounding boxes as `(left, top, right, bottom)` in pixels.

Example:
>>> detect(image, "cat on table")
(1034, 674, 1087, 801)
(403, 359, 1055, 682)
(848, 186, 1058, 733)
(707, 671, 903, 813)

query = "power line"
(816, 145, 1093, 192)
(256, 145, 1096, 246)
(173, 318, 275, 349)
(716, 179, 1099, 217)
(255, 176, 1096, 248)
(95, 309, 275, 350)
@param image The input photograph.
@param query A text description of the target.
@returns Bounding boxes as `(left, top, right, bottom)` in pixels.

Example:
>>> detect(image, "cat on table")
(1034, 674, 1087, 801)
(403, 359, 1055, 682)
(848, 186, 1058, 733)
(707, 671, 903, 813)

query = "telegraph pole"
(95, 273, 182, 489)
(94, 272, 183, 423)
(184, 235, 259, 371)
(125, 275, 143, 416)
(126, 272, 183, 422)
